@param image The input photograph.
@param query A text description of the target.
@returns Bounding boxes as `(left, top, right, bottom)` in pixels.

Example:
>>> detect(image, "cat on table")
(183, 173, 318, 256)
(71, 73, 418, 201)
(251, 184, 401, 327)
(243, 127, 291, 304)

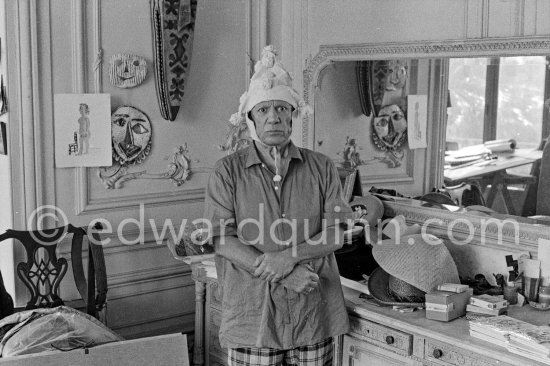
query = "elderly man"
(204, 46, 353, 366)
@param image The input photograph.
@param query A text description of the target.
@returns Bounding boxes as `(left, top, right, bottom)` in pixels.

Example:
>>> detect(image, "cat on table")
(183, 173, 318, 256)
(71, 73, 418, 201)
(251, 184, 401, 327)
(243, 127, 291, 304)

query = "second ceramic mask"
(109, 54, 147, 88)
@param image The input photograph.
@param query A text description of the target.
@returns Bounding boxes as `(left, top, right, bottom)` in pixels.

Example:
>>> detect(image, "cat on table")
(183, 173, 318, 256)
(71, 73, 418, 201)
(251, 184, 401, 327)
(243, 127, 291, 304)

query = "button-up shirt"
(204, 141, 353, 349)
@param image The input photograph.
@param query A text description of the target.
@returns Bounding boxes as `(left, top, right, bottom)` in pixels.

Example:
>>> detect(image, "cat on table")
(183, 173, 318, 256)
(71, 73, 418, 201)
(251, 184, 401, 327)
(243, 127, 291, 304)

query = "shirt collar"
(245, 140, 303, 168)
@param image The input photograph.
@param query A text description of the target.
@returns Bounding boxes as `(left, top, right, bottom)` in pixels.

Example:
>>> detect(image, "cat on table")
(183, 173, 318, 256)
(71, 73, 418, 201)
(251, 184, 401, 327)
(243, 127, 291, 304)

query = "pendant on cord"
(273, 174, 282, 182)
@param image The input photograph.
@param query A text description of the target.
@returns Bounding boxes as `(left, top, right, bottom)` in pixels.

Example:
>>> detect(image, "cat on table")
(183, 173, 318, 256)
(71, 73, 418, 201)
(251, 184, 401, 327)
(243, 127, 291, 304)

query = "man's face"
(250, 100, 293, 146)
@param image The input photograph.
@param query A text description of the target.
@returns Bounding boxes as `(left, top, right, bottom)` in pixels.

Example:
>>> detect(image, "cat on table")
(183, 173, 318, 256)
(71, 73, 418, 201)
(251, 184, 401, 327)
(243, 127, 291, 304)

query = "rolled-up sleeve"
(204, 163, 238, 240)
(322, 160, 356, 227)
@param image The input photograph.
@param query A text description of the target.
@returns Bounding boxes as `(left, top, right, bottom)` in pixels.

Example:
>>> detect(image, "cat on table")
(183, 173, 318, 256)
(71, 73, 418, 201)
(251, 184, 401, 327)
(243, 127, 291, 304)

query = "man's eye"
(257, 108, 266, 113)
(114, 118, 126, 126)
(132, 123, 149, 134)
(276, 106, 288, 112)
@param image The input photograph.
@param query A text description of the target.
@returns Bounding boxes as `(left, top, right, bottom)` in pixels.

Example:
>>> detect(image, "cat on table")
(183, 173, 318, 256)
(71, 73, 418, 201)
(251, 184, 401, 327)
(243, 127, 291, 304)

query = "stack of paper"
(469, 316, 537, 348)
(508, 326, 550, 364)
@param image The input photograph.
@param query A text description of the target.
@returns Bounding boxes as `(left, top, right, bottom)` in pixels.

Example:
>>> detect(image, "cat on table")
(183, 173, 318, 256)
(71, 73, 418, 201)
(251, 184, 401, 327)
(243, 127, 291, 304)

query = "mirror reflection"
(314, 56, 550, 222)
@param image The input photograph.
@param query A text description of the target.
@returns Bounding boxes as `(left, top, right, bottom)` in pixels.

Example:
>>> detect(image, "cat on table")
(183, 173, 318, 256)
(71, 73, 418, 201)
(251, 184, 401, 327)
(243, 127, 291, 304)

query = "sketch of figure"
(76, 103, 91, 155)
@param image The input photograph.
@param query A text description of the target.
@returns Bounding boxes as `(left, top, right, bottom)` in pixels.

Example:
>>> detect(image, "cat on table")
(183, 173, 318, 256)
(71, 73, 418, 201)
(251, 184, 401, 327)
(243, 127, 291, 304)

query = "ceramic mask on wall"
(372, 104, 407, 151)
(111, 106, 152, 165)
(109, 54, 147, 88)
(385, 59, 408, 91)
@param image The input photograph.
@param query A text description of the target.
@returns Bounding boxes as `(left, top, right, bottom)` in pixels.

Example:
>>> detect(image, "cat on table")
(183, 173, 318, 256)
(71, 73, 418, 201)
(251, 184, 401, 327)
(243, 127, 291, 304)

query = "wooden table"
(444, 149, 542, 215)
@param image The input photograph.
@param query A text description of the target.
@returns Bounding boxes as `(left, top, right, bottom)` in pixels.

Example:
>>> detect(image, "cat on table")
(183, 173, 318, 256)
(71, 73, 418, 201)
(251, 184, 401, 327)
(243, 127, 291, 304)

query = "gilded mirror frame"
(303, 36, 550, 252)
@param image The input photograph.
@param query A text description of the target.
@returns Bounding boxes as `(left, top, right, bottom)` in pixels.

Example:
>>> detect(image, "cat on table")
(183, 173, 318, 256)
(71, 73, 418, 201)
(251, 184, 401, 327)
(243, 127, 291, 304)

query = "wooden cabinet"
(192, 265, 548, 366)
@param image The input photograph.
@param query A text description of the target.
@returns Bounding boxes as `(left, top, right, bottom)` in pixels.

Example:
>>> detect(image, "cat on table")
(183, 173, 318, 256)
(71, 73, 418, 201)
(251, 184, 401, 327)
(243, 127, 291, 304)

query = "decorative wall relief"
(98, 143, 194, 189)
(151, 0, 198, 121)
(357, 60, 410, 167)
(218, 115, 252, 153)
(108, 53, 147, 88)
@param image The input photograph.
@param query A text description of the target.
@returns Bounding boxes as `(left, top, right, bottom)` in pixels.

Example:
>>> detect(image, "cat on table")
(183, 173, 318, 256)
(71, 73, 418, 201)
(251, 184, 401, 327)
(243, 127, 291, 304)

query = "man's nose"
(266, 106, 280, 123)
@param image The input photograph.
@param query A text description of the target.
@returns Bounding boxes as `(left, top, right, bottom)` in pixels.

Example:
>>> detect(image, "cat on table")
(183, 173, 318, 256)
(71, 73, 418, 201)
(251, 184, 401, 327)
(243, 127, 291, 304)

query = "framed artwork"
(0, 122, 6, 155)
(54, 94, 112, 168)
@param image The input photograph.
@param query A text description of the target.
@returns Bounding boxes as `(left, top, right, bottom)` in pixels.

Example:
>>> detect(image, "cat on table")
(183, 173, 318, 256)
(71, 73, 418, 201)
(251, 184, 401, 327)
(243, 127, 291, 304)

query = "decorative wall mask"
(111, 106, 152, 165)
(356, 60, 410, 166)
(108, 54, 147, 88)
(151, 0, 198, 121)
(372, 104, 408, 151)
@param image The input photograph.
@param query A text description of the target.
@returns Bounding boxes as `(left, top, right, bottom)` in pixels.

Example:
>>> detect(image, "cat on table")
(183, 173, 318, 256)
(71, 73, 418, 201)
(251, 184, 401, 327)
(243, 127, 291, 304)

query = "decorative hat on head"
(367, 234, 460, 306)
(229, 45, 312, 142)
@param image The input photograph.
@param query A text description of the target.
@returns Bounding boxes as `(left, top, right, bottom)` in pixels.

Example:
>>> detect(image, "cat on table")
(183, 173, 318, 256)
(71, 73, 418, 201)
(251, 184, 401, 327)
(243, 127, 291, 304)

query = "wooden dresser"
(191, 264, 550, 366)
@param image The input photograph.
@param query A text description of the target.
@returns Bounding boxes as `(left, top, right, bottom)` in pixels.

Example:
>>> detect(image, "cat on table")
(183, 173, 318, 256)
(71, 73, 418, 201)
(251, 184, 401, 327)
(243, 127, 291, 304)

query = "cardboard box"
(425, 288, 473, 322)
(0, 333, 189, 366)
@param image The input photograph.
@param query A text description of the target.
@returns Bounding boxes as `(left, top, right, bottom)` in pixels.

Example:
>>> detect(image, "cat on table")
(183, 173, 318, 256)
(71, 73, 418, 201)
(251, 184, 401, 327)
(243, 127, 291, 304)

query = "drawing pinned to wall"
(407, 95, 428, 149)
(151, 0, 198, 121)
(108, 53, 147, 88)
(0, 75, 7, 116)
(0, 122, 7, 155)
(54, 94, 112, 168)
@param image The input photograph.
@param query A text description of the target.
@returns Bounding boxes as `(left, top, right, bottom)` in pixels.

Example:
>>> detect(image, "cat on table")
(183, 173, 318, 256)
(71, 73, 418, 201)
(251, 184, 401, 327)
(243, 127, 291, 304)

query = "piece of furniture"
(192, 264, 550, 366)
(444, 149, 542, 215)
(536, 136, 550, 216)
(0, 224, 107, 320)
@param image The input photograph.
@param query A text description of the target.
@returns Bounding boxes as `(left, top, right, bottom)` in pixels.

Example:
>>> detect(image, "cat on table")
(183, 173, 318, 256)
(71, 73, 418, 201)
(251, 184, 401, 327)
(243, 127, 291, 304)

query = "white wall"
(5, 0, 249, 338)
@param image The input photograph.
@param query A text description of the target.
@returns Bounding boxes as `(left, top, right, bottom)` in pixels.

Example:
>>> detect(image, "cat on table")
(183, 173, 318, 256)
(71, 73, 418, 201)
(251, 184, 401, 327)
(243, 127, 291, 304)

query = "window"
(446, 56, 549, 150)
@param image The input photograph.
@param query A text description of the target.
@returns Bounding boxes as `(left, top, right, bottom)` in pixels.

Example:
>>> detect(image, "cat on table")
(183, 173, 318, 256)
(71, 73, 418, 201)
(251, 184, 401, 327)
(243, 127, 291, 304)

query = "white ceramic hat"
(228, 45, 312, 142)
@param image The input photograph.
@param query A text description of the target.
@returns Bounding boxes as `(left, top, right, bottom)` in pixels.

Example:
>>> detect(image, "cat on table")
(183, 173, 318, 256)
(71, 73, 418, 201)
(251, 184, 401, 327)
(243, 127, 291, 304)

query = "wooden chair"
(521, 137, 549, 216)
(0, 224, 107, 321)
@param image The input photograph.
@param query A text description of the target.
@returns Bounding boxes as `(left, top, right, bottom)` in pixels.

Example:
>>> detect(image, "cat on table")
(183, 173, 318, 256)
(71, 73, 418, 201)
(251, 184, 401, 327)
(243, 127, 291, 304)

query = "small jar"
(538, 286, 550, 306)
(503, 285, 518, 305)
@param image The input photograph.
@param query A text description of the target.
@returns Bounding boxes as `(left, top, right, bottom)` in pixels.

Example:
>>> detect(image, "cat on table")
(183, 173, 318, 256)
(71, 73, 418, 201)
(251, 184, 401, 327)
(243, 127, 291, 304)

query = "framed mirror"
(303, 36, 550, 252)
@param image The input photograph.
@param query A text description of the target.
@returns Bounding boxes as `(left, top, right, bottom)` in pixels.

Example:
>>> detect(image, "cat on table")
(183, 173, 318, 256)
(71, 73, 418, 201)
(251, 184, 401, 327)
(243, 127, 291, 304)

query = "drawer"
(348, 315, 413, 356)
(424, 339, 510, 366)
(209, 281, 222, 310)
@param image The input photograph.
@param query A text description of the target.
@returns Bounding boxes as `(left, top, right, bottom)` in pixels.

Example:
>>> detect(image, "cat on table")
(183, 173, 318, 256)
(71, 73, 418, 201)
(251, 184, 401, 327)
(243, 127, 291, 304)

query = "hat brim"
(367, 267, 424, 307)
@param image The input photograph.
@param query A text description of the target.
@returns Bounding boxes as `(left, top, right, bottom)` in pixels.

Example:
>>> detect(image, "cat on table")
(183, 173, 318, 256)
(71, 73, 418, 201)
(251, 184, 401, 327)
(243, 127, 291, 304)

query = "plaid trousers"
(228, 337, 333, 366)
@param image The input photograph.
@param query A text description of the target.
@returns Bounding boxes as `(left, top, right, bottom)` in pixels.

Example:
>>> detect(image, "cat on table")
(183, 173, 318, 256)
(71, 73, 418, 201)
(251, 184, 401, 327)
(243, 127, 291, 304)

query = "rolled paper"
(483, 139, 517, 153)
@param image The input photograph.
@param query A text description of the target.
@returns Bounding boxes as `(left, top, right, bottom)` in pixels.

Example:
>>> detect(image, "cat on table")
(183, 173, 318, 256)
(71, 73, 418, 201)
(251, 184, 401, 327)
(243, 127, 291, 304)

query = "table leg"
(193, 281, 206, 366)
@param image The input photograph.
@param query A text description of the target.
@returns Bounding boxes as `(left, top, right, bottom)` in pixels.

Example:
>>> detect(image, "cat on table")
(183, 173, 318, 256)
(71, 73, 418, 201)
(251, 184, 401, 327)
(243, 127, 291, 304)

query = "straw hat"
(228, 45, 312, 142)
(368, 234, 460, 306)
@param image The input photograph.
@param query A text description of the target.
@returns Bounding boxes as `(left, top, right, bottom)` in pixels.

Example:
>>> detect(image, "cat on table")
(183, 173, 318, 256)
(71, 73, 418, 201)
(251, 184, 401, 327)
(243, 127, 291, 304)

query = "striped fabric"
(228, 337, 333, 366)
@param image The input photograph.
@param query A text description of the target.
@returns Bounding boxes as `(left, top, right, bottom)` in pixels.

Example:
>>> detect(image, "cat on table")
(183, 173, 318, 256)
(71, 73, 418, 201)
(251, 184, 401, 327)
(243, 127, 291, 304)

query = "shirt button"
(274, 186, 279, 190)
(282, 213, 286, 218)
(262, 164, 265, 168)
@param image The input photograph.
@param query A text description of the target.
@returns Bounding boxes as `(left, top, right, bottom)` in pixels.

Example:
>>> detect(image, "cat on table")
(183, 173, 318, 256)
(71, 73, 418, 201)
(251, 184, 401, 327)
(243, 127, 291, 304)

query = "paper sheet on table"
(538, 238, 550, 286)
(407, 95, 427, 149)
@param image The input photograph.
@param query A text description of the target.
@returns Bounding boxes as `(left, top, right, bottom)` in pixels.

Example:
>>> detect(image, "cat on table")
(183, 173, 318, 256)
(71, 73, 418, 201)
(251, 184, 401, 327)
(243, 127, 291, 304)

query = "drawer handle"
(433, 349, 443, 359)
(385, 336, 395, 345)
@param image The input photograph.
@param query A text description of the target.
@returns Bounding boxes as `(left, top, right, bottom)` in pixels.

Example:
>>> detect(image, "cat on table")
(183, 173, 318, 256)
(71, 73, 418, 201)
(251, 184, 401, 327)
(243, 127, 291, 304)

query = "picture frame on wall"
(0, 122, 7, 155)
